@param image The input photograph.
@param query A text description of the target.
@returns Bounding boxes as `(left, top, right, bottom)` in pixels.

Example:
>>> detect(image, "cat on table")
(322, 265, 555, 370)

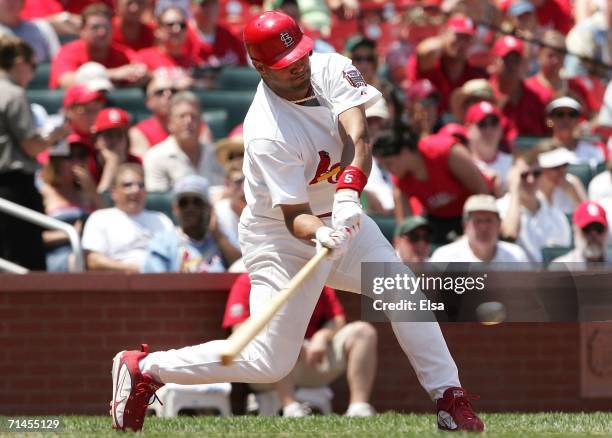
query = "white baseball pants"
(140, 215, 460, 400)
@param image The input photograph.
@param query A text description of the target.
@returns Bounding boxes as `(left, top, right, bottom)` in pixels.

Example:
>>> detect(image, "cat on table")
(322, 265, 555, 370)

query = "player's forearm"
(338, 105, 372, 176)
(280, 203, 325, 242)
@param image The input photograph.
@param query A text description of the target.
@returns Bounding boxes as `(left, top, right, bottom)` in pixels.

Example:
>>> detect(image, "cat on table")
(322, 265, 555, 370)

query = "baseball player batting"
(110, 11, 484, 432)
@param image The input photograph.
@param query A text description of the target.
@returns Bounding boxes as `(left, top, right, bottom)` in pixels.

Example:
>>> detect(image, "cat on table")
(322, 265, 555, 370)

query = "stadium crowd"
(0, 0, 611, 416)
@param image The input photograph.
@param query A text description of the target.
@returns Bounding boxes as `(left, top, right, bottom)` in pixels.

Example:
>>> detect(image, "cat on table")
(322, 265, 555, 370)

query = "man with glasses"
(142, 175, 239, 272)
(551, 201, 611, 266)
(497, 153, 571, 262)
(81, 163, 174, 272)
(394, 216, 432, 263)
(487, 35, 547, 136)
(50, 3, 147, 89)
(134, 6, 204, 74)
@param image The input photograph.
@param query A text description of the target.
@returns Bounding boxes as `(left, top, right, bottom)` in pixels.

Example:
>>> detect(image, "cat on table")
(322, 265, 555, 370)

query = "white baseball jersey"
(241, 52, 381, 224)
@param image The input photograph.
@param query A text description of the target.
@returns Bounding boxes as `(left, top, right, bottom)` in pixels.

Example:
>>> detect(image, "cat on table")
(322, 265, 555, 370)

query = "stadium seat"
(514, 136, 545, 151)
(106, 88, 146, 113)
(202, 109, 229, 139)
(370, 214, 396, 243)
(27, 63, 51, 90)
(567, 163, 593, 189)
(149, 383, 232, 417)
(541, 246, 572, 265)
(595, 161, 608, 176)
(194, 90, 255, 131)
(27, 89, 64, 114)
(217, 66, 260, 91)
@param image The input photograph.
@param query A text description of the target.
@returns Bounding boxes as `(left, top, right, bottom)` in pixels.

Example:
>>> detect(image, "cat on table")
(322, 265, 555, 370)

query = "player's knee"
(348, 321, 378, 346)
(255, 360, 295, 383)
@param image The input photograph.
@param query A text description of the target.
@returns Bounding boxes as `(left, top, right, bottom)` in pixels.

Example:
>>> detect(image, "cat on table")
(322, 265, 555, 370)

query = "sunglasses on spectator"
(406, 231, 430, 243)
(178, 196, 206, 209)
(551, 110, 579, 119)
(477, 117, 500, 129)
(152, 87, 178, 97)
(352, 55, 376, 63)
(120, 181, 145, 190)
(582, 223, 606, 234)
(520, 168, 542, 179)
(161, 21, 187, 30)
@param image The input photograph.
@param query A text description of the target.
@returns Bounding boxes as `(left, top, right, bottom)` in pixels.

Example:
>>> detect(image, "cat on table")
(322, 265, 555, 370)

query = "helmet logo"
(280, 32, 294, 48)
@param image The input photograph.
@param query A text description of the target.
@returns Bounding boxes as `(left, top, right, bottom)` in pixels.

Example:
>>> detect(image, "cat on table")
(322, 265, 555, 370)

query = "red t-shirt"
(186, 24, 247, 66)
(391, 134, 477, 218)
(49, 39, 133, 89)
(570, 75, 606, 113)
(490, 76, 548, 136)
(535, 0, 574, 35)
(222, 273, 345, 339)
(20, 0, 63, 19)
(133, 46, 202, 73)
(524, 74, 592, 117)
(406, 53, 488, 112)
(111, 17, 156, 53)
(134, 116, 169, 147)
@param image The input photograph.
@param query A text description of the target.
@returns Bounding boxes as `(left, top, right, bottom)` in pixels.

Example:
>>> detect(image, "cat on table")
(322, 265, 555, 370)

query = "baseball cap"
(395, 216, 431, 237)
(365, 98, 390, 120)
(172, 175, 210, 203)
(537, 147, 575, 168)
(215, 124, 244, 167)
(546, 96, 582, 115)
(447, 15, 476, 36)
(74, 62, 113, 92)
(243, 11, 313, 69)
(63, 85, 106, 108)
(465, 101, 501, 125)
(573, 201, 608, 229)
(463, 194, 499, 217)
(92, 108, 131, 134)
(508, 0, 535, 16)
(492, 35, 524, 58)
(405, 79, 438, 100)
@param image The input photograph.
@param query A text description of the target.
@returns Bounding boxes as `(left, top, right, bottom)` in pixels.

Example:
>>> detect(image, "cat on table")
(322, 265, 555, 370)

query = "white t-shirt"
(213, 197, 240, 250)
(474, 151, 513, 191)
(82, 207, 174, 268)
(241, 52, 381, 223)
(143, 136, 225, 193)
(364, 157, 395, 210)
(571, 140, 605, 167)
(551, 184, 578, 214)
(430, 236, 529, 263)
(497, 192, 572, 262)
(588, 170, 612, 201)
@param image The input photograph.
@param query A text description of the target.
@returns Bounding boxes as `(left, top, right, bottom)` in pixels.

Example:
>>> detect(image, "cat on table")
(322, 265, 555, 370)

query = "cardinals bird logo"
(309, 151, 342, 185)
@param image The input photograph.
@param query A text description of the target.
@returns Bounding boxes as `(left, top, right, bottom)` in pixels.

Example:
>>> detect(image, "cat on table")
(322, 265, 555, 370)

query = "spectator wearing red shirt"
(112, 0, 155, 52)
(188, 0, 247, 67)
(134, 6, 205, 74)
(49, 4, 147, 89)
(532, 0, 574, 35)
(488, 35, 548, 136)
(524, 30, 592, 118)
(406, 14, 488, 112)
(373, 127, 490, 244)
(223, 273, 378, 417)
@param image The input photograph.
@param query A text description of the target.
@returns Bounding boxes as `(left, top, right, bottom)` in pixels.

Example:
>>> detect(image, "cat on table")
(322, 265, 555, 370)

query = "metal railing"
(0, 197, 84, 273)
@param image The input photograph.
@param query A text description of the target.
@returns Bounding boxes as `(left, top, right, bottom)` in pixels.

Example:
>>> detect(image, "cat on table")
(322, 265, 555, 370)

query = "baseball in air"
(475, 301, 506, 325)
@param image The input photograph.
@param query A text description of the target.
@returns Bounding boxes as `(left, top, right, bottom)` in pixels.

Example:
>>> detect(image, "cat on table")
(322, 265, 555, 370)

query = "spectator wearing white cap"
(536, 140, 587, 214)
(141, 175, 240, 272)
(551, 200, 611, 266)
(497, 153, 571, 262)
(430, 194, 528, 263)
(74, 62, 114, 93)
(464, 101, 512, 195)
(546, 96, 605, 168)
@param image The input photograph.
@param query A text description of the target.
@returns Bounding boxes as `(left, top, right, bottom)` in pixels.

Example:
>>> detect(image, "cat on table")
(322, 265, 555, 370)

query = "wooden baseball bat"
(220, 247, 329, 366)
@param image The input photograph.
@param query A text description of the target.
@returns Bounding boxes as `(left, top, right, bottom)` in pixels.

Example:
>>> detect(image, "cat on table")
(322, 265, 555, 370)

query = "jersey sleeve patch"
(343, 67, 367, 88)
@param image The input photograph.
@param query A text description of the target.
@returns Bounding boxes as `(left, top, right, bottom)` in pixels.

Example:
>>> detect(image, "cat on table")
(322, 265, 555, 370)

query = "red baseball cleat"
(110, 344, 164, 432)
(436, 387, 484, 432)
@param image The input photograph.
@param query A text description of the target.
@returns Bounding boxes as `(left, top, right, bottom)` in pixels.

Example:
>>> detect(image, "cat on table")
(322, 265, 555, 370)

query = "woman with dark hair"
(40, 140, 106, 271)
(373, 126, 490, 244)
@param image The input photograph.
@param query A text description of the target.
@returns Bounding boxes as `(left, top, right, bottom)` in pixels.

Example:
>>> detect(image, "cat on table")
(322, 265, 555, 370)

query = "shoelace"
(448, 392, 480, 420)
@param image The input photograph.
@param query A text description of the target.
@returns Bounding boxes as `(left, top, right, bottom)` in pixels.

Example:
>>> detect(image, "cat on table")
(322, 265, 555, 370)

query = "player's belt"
(316, 212, 332, 218)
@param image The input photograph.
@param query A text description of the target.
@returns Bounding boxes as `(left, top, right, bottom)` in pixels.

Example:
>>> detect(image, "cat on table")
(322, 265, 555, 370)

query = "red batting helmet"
(243, 11, 313, 69)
